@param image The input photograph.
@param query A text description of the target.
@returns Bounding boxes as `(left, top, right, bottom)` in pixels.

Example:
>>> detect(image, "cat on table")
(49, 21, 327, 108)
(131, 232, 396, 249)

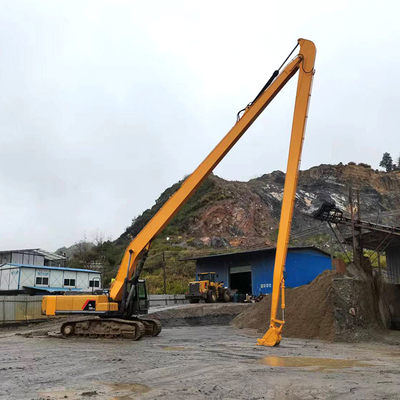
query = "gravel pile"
(232, 270, 336, 340)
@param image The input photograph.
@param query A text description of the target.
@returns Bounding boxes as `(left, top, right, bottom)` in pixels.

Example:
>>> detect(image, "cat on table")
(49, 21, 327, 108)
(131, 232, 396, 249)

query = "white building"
(0, 263, 101, 294)
(0, 248, 66, 267)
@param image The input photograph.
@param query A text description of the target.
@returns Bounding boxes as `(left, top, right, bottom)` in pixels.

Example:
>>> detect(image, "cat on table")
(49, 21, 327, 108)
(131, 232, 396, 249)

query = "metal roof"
(22, 286, 83, 292)
(343, 231, 400, 250)
(0, 248, 66, 261)
(1, 263, 100, 274)
(181, 246, 331, 261)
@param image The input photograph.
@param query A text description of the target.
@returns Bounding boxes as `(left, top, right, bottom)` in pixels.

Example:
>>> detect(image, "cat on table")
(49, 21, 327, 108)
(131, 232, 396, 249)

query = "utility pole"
(356, 189, 364, 269)
(377, 250, 381, 277)
(349, 186, 359, 269)
(162, 251, 167, 295)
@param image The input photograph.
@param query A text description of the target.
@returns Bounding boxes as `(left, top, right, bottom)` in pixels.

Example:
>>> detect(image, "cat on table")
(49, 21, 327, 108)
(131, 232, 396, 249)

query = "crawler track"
(60, 318, 145, 340)
(137, 318, 162, 336)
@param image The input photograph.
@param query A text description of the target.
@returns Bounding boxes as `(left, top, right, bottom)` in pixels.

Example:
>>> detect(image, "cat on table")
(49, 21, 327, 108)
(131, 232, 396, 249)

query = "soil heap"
(232, 270, 385, 342)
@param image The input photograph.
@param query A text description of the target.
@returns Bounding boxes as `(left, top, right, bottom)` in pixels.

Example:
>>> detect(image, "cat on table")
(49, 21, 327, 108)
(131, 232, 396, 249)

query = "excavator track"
(136, 318, 162, 336)
(60, 318, 145, 340)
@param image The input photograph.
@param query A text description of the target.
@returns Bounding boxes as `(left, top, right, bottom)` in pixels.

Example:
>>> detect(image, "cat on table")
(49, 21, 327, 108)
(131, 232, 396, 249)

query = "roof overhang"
(180, 246, 330, 261)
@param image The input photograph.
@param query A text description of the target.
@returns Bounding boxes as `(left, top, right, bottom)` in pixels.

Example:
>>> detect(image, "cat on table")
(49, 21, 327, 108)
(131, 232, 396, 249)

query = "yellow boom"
(110, 39, 316, 308)
(257, 40, 316, 346)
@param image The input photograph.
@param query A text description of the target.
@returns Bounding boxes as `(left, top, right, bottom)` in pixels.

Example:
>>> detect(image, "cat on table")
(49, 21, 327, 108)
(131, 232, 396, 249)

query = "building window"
(36, 277, 49, 286)
(89, 280, 100, 288)
(64, 279, 76, 287)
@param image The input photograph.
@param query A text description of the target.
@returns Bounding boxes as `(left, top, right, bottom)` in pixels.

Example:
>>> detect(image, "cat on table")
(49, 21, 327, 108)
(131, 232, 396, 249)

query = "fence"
(148, 294, 189, 307)
(0, 295, 46, 323)
(0, 294, 189, 323)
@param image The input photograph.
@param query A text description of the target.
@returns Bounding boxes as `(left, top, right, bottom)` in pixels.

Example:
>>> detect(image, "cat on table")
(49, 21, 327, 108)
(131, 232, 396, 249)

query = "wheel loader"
(185, 272, 231, 303)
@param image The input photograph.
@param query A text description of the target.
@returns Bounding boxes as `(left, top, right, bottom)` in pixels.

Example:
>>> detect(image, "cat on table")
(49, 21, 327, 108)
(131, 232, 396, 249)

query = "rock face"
(121, 164, 400, 249)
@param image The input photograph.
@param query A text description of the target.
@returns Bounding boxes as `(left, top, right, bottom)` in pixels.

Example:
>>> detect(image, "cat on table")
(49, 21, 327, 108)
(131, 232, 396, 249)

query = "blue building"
(185, 246, 332, 296)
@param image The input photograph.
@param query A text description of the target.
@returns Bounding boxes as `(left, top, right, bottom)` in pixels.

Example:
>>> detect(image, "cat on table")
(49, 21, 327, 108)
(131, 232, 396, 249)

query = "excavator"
(42, 39, 316, 346)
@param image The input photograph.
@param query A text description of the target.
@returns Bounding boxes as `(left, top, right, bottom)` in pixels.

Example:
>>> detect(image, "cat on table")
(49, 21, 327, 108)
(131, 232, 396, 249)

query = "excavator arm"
(257, 40, 316, 346)
(110, 38, 316, 308)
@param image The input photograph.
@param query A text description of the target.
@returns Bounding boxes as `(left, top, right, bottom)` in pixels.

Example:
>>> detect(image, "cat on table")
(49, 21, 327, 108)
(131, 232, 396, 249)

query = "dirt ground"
(1, 318, 400, 400)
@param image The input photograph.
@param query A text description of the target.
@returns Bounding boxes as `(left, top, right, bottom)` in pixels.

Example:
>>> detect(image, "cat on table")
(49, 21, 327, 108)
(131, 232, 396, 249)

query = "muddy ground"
(1, 317, 400, 400)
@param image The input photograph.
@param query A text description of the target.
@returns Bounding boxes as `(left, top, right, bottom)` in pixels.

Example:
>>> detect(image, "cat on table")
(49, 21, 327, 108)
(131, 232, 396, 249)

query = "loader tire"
(223, 289, 231, 302)
(206, 288, 217, 303)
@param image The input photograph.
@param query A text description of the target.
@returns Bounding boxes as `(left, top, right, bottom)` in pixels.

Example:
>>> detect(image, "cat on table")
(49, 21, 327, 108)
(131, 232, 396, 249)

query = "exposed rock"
(121, 164, 400, 249)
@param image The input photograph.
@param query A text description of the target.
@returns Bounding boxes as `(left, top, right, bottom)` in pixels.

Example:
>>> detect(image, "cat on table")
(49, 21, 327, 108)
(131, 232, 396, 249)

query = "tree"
(379, 152, 394, 172)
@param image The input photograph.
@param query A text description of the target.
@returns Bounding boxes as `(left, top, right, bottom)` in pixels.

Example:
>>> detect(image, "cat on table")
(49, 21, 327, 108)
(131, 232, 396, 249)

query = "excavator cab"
(125, 279, 150, 315)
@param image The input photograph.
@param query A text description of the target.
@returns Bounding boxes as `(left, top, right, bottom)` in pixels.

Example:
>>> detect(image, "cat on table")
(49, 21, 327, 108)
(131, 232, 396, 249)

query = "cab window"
(137, 282, 147, 299)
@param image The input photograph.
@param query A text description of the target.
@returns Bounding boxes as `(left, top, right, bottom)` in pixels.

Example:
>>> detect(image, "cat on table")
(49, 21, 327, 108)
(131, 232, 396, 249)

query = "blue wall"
(195, 248, 331, 295)
(196, 259, 231, 287)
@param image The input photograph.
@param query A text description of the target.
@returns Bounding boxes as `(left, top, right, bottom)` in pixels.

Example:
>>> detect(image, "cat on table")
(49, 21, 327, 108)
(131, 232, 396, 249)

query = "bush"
(358, 163, 371, 168)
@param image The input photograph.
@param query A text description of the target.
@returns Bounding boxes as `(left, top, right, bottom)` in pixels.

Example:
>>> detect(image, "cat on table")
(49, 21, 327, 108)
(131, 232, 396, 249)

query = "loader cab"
(197, 272, 217, 283)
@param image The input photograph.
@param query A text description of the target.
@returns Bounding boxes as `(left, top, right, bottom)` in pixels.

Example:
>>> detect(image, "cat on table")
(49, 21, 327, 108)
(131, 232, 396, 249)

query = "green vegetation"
(64, 177, 233, 294)
(118, 177, 219, 245)
(379, 152, 399, 172)
(290, 233, 332, 251)
(333, 250, 387, 269)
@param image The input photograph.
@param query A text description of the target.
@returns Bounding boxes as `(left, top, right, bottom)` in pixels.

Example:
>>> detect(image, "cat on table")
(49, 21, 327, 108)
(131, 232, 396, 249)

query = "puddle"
(107, 382, 151, 399)
(107, 383, 150, 393)
(162, 346, 189, 351)
(112, 396, 133, 400)
(254, 356, 372, 371)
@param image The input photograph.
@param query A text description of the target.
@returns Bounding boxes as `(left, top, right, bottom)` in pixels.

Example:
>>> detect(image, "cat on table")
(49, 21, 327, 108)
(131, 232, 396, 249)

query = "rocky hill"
(121, 163, 400, 252)
(63, 163, 400, 293)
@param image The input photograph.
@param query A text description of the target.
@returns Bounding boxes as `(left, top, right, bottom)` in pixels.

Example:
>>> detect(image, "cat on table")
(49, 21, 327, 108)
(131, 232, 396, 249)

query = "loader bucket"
(256, 325, 282, 347)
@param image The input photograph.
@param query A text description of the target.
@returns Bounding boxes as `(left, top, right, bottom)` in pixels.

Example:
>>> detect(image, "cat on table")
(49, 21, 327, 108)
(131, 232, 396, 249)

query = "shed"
(0, 263, 102, 295)
(183, 246, 332, 296)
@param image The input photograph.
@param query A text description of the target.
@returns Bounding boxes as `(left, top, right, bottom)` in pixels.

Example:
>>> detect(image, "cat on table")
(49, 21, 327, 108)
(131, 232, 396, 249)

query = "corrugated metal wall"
(252, 249, 331, 295)
(386, 246, 400, 284)
(0, 295, 46, 322)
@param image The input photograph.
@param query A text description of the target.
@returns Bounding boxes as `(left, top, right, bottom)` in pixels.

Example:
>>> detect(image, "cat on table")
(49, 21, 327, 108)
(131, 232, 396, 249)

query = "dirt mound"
(148, 303, 253, 328)
(232, 270, 336, 340)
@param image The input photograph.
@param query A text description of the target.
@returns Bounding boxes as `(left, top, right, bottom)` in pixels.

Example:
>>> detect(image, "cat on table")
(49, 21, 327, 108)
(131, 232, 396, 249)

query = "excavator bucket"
(256, 325, 282, 347)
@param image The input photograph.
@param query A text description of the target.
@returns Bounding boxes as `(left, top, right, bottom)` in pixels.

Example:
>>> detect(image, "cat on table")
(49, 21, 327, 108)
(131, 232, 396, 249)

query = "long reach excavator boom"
(42, 39, 316, 345)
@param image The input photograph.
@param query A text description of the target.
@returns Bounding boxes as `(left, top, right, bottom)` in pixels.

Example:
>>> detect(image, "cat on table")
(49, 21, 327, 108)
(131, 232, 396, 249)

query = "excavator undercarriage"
(60, 316, 161, 340)
(43, 278, 162, 340)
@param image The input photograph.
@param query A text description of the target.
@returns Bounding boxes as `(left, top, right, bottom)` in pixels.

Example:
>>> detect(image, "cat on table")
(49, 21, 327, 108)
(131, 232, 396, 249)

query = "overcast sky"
(0, 0, 399, 251)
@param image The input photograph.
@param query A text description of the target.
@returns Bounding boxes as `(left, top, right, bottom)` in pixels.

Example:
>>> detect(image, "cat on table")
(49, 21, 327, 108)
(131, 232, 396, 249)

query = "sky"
(0, 0, 399, 250)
